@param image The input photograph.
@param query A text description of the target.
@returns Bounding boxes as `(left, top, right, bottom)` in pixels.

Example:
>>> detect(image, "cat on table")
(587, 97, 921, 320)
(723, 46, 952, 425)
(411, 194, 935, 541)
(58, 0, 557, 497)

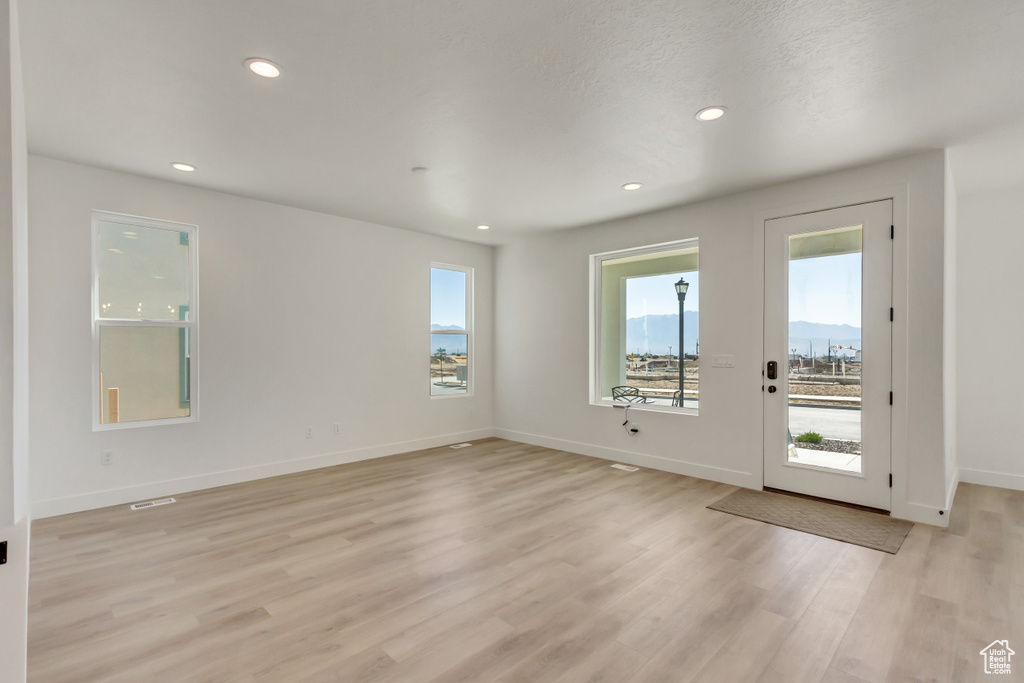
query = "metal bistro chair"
(611, 386, 650, 403)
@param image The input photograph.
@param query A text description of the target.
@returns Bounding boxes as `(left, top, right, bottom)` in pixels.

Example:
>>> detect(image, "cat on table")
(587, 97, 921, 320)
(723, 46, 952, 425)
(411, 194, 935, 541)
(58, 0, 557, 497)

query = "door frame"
(753, 184, 911, 519)
(762, 201, 892, 510)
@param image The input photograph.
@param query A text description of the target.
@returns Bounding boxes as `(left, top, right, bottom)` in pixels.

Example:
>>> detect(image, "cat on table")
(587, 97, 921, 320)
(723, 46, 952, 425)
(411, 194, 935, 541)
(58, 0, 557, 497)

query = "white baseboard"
(32, 428, 496, 519)
(892, 500, 950, 528)
(493, 428, 759, 489)
(945, 468, 961, 513)
(959, 467, 1024, 492)
(889, 474, 959, 528)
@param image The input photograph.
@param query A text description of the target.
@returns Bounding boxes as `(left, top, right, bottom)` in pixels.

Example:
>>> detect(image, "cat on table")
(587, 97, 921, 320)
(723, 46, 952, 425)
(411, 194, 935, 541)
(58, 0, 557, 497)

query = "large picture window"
(592, 240, 699, 412)
(93, 211, 198, 429)
(430, 264, 472, 396)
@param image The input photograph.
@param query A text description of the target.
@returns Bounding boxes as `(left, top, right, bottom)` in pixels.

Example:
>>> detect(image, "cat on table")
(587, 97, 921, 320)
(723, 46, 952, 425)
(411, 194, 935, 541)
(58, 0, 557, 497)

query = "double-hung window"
(430, 264, 472, 396)
(592, 239, 699, 412)
(92, 211, 198, 429)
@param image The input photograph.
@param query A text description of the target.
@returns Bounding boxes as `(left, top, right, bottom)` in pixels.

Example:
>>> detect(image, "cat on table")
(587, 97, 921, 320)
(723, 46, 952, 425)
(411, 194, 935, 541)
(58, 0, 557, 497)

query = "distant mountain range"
(787, 321, 860, 357)
(431, 325, 467, 354)
(626, 315, 860, 357)
(627, 313, 699, 355)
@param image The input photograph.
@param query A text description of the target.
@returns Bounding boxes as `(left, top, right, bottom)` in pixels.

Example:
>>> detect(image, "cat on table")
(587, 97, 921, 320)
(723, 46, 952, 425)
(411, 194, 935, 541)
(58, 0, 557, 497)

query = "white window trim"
(430, 262, 473, 399)
(590, 238, 699, 415)
(91, 210, 199, 431)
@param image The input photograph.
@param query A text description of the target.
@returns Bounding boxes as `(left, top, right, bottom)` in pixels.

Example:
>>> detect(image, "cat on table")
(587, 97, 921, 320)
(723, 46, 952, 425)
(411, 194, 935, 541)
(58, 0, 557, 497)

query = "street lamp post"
(674, 278, 689, 407)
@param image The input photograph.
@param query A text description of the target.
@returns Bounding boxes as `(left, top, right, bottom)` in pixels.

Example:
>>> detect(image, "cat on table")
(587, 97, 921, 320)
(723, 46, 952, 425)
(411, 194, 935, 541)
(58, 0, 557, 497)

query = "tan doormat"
(708, 488, 913, 554)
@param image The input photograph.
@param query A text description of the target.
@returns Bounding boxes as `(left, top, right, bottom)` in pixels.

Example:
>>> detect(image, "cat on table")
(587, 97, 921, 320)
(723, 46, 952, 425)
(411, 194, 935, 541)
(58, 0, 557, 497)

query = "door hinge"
(889, 391, 893, 405)
(891, 224, 894, 239)
(889, 473, 893, 487)
(890, 307, 894, 322)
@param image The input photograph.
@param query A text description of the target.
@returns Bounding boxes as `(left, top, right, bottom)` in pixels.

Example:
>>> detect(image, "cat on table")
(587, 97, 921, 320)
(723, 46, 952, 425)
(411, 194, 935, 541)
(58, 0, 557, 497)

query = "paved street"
(789, 404, 861, 441)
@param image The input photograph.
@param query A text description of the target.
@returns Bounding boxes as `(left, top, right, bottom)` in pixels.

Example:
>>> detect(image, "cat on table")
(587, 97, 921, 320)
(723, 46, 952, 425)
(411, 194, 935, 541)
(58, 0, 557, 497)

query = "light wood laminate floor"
(28, 438, 1024, 682)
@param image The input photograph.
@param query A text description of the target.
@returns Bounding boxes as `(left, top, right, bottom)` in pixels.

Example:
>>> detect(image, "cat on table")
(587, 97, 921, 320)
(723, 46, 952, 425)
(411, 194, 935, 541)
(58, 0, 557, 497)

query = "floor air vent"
(610, 464, 639, 472)
(450, 443, 473, 449)
(130, 497, 176, 511)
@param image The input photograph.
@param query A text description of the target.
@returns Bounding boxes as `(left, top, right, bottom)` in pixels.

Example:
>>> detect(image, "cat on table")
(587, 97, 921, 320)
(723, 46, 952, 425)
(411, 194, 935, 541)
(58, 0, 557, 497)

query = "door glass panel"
(787, 225, 862, 473)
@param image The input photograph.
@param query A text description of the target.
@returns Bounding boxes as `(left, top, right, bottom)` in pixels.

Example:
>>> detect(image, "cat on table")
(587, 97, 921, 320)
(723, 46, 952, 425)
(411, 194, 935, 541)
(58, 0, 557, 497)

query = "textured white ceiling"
(18, 0, 1024, 242)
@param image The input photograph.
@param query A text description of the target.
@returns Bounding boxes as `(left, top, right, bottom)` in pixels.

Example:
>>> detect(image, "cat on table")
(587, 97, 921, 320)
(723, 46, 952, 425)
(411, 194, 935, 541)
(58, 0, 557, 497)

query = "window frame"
(590, 238, 699, 415)
(429, 262, 474, 399)
(91, 210, 199, 431)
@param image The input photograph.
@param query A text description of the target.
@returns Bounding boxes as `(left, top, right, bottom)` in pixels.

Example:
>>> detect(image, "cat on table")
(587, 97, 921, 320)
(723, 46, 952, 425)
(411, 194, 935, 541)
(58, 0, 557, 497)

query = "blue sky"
(430, 267, 466, 328)
(431, 268, 467, 354)
(626, 272, 699, 317)
(622, 252, 861, 329)
(430, 253, 858, 356)
(789, 252, 861, 327)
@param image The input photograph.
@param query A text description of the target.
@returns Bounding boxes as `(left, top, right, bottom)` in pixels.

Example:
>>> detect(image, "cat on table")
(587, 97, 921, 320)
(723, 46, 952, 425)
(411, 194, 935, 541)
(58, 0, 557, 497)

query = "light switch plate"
(712, 355, 735, 368)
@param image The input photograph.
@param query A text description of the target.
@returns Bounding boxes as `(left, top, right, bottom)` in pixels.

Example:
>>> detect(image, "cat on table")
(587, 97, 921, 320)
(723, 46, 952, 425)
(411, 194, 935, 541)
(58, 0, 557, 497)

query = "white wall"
(0, 0, 26, 526)
(0, 0, 14, 527)
(0, 517, 28, 682)
(28, 156, 495, 517)
(1, 1, 30, 680)
(495, 151, 953, 526)
(943, 156, 959, 509)
(956, 182, 1024, 490)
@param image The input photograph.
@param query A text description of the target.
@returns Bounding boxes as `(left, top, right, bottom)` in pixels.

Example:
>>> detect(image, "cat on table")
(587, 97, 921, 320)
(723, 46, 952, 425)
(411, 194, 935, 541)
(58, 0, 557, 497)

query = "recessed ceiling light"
(246, 58, 281, 78)
(108, 248, 123, 254)
(622, 182, 643, 191)
(696, 106, 726, 121)
(477, 225, 490, 230)
(171, 162, 196, 172)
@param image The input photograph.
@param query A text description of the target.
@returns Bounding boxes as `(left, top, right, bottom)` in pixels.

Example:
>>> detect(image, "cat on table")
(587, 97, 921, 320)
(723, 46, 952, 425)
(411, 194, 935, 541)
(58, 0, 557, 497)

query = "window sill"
(593, 400, 699, 416)
(430, 391, 474, 400)
(93, 415, 197, 431)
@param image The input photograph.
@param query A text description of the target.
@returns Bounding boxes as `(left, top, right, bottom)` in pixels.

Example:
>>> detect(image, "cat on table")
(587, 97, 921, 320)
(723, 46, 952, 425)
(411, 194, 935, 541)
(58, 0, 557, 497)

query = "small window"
(592, 240, 699, 412)
(430, 264, 472, 396)
(93, 211, 198, 429)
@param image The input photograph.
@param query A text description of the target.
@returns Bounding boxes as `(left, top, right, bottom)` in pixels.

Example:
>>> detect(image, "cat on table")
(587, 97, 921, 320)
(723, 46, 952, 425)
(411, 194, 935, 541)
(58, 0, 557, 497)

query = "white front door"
(763, 201, 892, 510)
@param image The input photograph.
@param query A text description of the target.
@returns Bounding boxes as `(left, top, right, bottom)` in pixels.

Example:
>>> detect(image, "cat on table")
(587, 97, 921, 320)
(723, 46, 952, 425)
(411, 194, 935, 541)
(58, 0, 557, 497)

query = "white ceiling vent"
(610, 464, 639, 472)
(130, 497, 176, 511)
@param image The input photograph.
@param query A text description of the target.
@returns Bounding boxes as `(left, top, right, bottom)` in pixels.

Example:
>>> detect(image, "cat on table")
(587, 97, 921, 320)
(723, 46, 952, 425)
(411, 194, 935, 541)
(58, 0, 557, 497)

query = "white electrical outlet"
(712, 355, 735, 368)
(101, 450, 113, 465)
(334, 422, 341, 434)
(305, 426, 313, 439)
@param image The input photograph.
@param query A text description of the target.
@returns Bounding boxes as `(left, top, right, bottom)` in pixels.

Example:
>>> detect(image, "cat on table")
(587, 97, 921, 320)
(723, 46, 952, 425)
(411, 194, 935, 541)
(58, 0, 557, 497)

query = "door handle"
(768, 385, 777, 393)
(766, 360, 778, 380)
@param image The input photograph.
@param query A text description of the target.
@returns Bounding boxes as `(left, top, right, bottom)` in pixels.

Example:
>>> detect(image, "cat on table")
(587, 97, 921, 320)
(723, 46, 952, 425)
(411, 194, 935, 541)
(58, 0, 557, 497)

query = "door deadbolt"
(768, 385, 777, 393)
